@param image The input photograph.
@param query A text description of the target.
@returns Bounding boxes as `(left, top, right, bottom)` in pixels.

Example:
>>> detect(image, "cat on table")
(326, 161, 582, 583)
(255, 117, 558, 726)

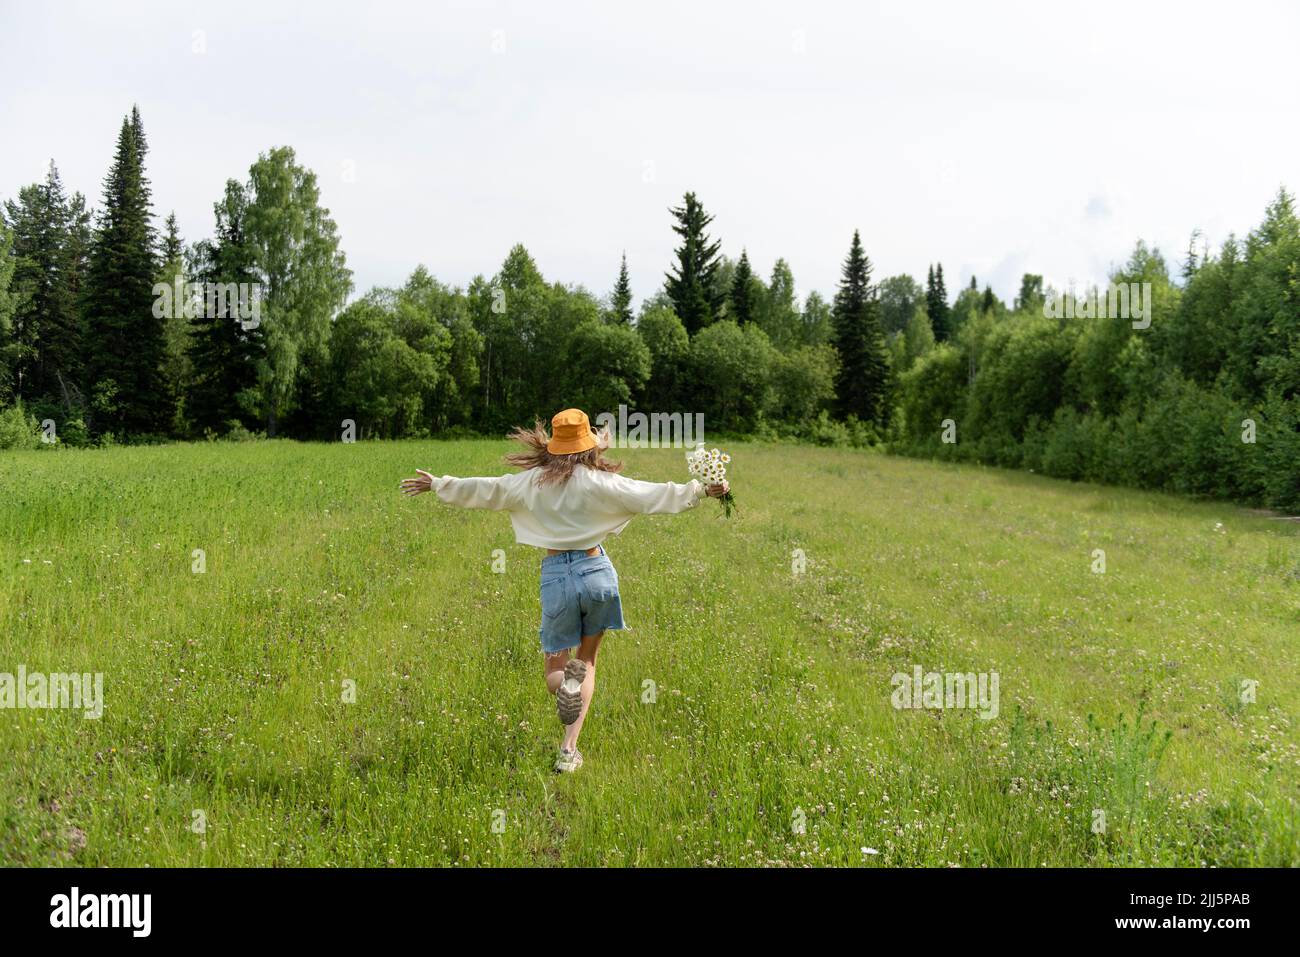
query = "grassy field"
(1, 438, 1297, 867)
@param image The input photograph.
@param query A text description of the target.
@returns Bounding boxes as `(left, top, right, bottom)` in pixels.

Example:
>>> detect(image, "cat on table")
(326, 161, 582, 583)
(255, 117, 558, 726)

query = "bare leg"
(544, 648, 570, 696)
(562, 631, 603, 752)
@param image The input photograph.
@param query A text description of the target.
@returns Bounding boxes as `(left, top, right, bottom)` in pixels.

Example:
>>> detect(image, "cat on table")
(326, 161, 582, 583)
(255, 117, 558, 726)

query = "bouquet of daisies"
(686, 443, 737, 518)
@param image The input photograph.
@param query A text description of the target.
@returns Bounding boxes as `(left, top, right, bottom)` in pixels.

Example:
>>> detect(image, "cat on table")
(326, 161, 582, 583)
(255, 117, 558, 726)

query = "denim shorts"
(538, 546, 626, 654)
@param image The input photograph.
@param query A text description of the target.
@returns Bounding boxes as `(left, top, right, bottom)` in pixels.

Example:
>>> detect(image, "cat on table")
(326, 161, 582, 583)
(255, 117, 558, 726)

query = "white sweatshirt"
(431, 466, 705, 550)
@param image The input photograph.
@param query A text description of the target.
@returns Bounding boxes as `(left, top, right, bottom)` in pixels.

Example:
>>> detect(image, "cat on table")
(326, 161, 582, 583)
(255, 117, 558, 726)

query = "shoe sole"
(556, 658, 587, 725)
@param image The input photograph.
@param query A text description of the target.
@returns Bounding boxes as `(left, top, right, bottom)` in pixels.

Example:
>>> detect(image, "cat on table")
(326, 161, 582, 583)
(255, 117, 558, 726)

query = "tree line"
(2, 106, 1297, 510)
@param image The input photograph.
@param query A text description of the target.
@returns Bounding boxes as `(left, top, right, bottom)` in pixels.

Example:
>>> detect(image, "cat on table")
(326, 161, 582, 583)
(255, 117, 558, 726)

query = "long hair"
(504, 419, 623, 486)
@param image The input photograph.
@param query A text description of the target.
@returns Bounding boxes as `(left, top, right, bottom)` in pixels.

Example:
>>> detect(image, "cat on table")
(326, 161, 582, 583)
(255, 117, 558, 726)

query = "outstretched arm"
(400, 469, 521, 510)
(601, 473, 730, 515)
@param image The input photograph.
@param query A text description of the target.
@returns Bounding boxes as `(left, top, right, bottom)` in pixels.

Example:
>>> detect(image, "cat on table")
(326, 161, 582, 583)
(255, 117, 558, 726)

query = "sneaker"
(554, 747, 584, 773)
(556, 658, 587, 725)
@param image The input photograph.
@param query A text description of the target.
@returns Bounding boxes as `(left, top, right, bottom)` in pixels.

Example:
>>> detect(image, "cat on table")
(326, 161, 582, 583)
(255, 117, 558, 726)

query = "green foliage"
(1014, 273, 1044, 313)
(607, 252, 633, 325)
(636, 302, 690, 410)
(687, 320, 777, 432)
(895, 192, 1300, 513)
(901, 302, 935, 368)
(727, 248, 763, 327)
(770, 344, 838, 421)
(832, 231, 892, 428)
(800, 290, 834, 347)
(759, 258, 802, 350)
(4, 114, 1298, 518)
(565, 319, 651, 417)
(186, 179, 263, 437)
(243, 145, 353, 435)
(964, 314, 1076, 459)
(0, 402, 42, 449)
(399, 266, 481, 432)
(898, 343, 966, 455)
(0, 218, 19, 401)
(4, 163, 91, 415)
(879, 273, 924, 336)
(663, 191, 722, 334)
(83, 107, 164, 437)
(925, 263, 951, 341)
(327, 293, 448, 439)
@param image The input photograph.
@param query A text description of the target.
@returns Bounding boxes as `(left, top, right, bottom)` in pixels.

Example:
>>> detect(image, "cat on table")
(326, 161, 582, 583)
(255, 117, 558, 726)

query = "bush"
(1038, 408, 1112, 482)
(0, 404, 42, 450)
(222, 421, 266, 442)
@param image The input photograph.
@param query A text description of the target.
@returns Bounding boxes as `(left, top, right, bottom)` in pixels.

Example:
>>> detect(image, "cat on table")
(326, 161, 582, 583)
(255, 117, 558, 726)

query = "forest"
(2, 106, 1298, 511)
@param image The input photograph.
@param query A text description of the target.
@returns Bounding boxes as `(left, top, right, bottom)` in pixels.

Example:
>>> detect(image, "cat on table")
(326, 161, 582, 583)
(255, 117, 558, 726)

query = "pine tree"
(57, 188, 92, 410)
(664, 191, 722, 334)
(84, 106, 163, 436)
(157, 212, 191, 432)
(0, 219, 18, 401)
(730, 248, 757, 326)
(1181, 228, 1203, 283)
(186, 181, 263, 435)
(926, 263, 951, 341)
(162, 211, 183, 263)
(609, 252, 633, 324)
(2, 162, 85, 403)
(832, 230, 892, 427)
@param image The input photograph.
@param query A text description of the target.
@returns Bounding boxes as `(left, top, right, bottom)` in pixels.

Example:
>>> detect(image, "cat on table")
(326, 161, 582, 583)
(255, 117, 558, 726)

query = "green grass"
(1, 439, 1297, 866)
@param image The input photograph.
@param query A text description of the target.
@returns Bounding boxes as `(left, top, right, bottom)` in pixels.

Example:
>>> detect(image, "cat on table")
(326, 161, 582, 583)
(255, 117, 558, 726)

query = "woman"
(400, 408, 729, 773)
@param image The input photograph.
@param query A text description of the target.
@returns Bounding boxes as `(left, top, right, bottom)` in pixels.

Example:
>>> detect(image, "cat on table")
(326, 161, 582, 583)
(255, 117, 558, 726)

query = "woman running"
(400, 408, 729, 772)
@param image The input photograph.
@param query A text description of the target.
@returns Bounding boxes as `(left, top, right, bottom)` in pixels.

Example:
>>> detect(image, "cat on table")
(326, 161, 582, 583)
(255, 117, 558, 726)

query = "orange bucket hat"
(547, 408, 599, 455)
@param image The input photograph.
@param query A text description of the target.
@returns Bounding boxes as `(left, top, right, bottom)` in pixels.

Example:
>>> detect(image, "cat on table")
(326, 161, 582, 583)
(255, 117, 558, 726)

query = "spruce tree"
(664, 191, 722, 334)
(832, 230, 892, 427)
(84, 106, 163, 436)
(730, 248, 757, 325)
(3, 162, 83, 403)
(162, 211, 183, 263)
(0, 219, 19, 402)
(1181, 228, 1203, 283)
(609, 252, 633, 324)
(63, 189, 92, 323)
(186, 181, 263, 434)
(157, 212, 191, 432)
(926, 262, 951, 342)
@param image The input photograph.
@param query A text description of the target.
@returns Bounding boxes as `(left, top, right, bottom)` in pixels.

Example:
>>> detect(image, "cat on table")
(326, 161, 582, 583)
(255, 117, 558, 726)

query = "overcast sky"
(2, 0, 1297, 309)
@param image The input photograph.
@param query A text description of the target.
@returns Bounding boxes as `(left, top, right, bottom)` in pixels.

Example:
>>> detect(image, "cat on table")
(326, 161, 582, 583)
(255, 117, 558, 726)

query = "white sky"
(2, 0, 1297, 308)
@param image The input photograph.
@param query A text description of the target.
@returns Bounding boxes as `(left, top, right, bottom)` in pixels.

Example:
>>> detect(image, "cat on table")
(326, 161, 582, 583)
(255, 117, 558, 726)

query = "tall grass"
(1, 439, 1296, 865)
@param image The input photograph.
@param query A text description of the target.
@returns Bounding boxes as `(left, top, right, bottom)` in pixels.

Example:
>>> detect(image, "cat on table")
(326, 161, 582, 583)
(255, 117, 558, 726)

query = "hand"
(400, 469, 436, 496)
(705, 480, 730, 498)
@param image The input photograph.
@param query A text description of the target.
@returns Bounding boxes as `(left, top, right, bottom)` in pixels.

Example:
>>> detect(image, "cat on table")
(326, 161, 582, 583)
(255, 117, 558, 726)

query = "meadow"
(1, 438, 1297, 866)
